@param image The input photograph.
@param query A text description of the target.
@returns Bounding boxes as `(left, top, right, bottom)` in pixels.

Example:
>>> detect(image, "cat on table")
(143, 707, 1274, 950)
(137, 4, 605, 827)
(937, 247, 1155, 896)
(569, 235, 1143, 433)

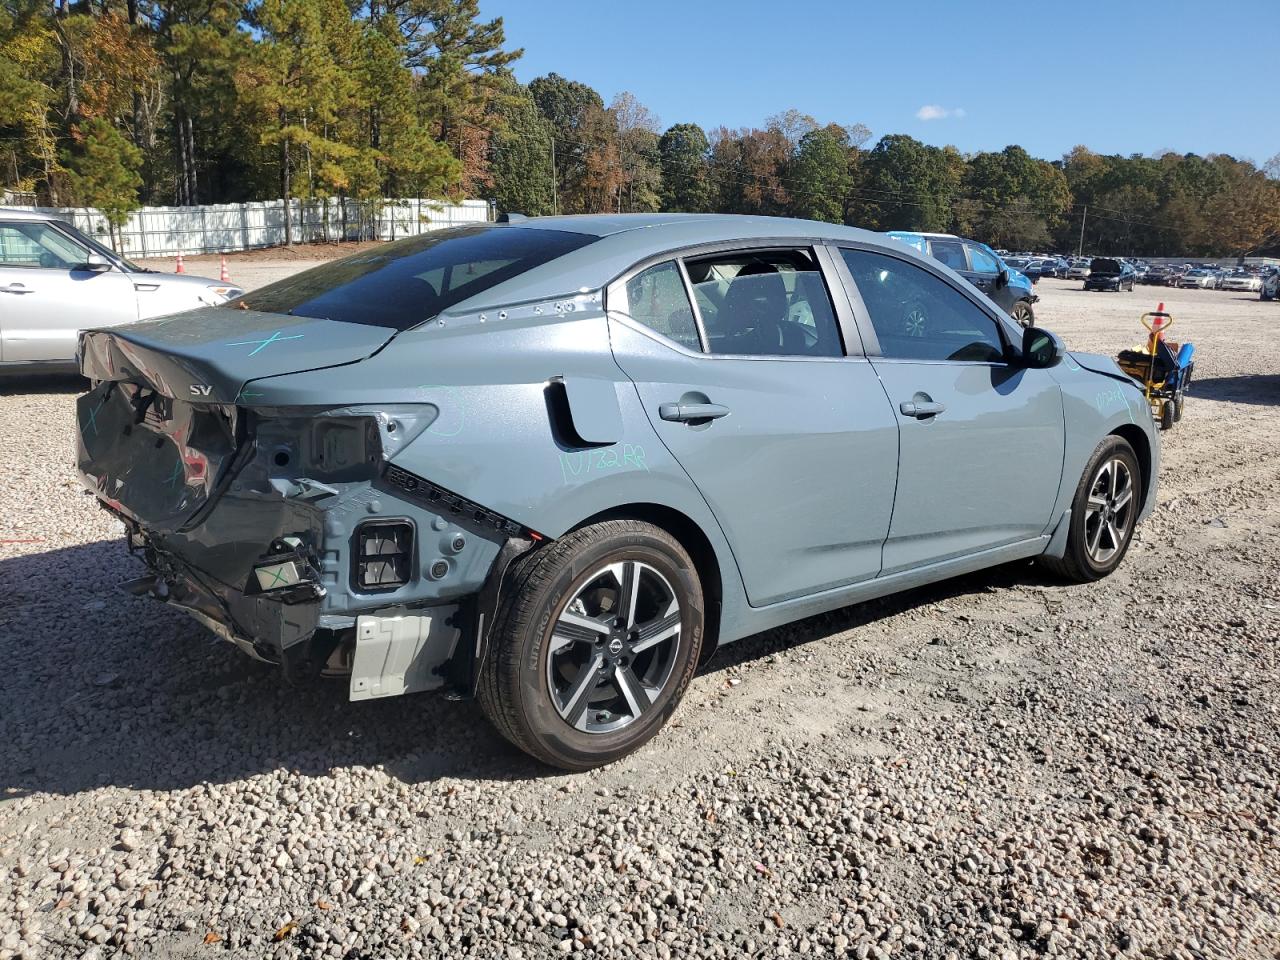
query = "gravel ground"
(1, 277, 1278, 959)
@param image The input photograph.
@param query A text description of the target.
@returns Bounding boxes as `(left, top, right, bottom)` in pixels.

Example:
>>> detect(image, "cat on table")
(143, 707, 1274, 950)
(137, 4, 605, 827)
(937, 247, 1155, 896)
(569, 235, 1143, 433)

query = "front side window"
(683, 249, 842, 358)
(229, 225, 598, 330)
(0, 221, 89, 269)
(621, 261, 702, 351)
(841, 248, 1006, 363)
(967, 244, 1001, 275)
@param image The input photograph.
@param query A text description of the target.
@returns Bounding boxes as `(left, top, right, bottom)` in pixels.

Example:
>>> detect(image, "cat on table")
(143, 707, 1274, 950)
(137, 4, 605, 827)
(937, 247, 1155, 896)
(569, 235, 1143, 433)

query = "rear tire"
(1040, 437, 1141, 583)
(477, 520, 704, 770)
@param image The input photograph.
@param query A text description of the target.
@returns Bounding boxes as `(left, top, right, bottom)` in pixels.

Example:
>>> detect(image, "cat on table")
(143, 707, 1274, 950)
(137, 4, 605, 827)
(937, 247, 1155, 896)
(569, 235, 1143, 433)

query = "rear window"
(225, 225, 597, 329)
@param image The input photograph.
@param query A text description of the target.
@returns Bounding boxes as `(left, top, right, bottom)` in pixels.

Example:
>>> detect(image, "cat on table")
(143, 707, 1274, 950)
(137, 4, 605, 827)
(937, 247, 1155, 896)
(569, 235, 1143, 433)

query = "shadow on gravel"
(0, 373, 86, 396)
(1191, 373, 1280, 407)
(703, 560, 1051, 676)
(0, 538, 1053, 798)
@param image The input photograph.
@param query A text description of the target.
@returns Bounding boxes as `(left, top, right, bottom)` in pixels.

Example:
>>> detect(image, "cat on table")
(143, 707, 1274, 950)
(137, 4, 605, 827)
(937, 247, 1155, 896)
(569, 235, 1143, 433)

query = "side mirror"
(1022, 326, 1064, 369)
(84, 253, 112, 273)
(996, 268, 1009, 288)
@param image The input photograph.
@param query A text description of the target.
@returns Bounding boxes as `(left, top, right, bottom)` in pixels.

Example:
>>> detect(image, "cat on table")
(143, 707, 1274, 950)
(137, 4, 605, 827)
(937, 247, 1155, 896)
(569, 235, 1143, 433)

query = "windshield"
(225, 225, 598, 329)
(60, 222, 145, 272)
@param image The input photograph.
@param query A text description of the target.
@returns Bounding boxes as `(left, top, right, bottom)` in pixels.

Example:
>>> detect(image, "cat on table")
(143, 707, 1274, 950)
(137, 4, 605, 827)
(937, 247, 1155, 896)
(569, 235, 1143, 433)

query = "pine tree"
(62, 118, 143, 249)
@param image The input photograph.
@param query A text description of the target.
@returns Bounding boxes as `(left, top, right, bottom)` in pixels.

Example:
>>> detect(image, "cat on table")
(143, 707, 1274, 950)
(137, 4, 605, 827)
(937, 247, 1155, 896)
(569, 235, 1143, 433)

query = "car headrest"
(718, 262, 787, 333)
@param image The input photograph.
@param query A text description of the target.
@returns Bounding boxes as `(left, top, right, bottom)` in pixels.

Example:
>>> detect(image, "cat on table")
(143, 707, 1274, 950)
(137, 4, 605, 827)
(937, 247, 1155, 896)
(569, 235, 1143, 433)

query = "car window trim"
(674, 258, 710, 353)
(604, 237, 862, 361)
(829, 241, 1017, 364)
(606, 258, 706, 356)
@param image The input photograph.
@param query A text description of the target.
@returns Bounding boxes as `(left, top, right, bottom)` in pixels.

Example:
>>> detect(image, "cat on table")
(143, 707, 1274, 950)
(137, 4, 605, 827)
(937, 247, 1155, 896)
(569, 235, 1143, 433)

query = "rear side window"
(841, 248, 1006, 363)
(228, 225, 597, 329)
(684, 249, 842, 357)
(928, 239, 967, 272)
(622, 262, 702, 351)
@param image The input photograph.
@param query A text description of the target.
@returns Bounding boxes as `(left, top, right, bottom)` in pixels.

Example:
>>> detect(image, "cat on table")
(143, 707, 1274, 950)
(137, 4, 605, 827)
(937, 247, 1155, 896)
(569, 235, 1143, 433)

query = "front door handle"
(0, 284, 33, 294)
(659, 402, 730, 423)
(900, 399, 946, 419)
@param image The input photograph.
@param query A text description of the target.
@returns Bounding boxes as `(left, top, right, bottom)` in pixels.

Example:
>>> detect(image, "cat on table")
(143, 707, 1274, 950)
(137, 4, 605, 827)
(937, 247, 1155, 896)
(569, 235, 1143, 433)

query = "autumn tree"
(610, 92, 661, 212)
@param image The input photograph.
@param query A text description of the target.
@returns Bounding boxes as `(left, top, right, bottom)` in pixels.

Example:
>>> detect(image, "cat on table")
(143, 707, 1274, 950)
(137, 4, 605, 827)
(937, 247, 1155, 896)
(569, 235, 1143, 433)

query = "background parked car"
(1219, 270, 1262, 293)
(1066, 258, 1092, 280)
(1020, 259, 1048, 283)
(0, 208, 241, 373)
(886, 231, 1038, 325)
(1260, 268, 1279, 301)
(1177, 269, 1218, 289)
(1084, 258, 1137, 292)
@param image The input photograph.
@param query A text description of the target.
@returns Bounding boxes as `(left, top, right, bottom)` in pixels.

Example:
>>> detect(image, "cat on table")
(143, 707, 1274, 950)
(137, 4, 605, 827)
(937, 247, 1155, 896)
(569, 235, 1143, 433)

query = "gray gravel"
(2, 279, 1278, 959)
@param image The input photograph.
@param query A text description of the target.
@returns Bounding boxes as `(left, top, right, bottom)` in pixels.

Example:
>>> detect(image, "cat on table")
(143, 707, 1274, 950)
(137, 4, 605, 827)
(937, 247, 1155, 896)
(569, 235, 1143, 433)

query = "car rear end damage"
(76, 326, 537, 698)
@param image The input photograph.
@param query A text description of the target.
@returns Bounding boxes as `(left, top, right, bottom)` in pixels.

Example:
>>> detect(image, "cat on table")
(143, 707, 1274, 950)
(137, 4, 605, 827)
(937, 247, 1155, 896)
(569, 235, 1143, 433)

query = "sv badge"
(189, 384, 214, 397)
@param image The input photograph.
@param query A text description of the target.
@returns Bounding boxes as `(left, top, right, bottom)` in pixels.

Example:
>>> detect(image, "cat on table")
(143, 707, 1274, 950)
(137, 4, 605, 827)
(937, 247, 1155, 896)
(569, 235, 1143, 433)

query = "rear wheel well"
(571, 504, 723, 662)
(1109, 423, 1151, 513)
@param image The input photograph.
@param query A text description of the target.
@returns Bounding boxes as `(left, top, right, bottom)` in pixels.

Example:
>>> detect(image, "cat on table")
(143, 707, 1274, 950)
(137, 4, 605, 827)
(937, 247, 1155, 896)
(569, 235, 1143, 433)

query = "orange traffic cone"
(219, 253, 230, 283)
(175, 251, 185, 274)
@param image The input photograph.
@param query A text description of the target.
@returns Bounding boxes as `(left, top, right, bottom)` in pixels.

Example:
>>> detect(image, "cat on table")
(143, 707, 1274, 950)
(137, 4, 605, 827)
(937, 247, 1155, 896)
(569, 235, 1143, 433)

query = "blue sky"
(488, 0, 1277, 166)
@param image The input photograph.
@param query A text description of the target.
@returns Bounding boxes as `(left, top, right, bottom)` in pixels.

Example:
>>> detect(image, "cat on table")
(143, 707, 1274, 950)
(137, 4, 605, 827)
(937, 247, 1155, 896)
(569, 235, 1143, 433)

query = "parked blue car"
(76, 214, 1158, 769)
(886, 232, 1039, 326)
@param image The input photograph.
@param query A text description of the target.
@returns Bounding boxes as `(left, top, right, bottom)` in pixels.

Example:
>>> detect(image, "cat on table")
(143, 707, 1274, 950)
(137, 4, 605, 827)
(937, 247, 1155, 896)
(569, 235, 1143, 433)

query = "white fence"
(5, 198, 492, 259)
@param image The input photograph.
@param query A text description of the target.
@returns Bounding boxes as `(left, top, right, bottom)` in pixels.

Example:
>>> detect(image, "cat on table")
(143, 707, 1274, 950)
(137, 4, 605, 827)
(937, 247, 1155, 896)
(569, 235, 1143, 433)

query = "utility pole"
(1077, 205, 1087, 257)
(550, 138, 558, 216)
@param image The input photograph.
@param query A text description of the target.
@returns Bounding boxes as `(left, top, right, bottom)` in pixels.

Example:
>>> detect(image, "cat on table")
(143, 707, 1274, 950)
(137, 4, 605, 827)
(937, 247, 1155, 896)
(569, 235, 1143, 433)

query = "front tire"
(1040, 437, 1141, 583)
(1011, 300, 1035, 328)
(478, 520, 704, 770)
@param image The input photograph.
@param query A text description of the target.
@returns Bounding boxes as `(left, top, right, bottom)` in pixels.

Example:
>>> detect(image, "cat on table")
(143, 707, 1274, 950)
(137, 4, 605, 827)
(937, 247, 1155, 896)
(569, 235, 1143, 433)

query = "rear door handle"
(900, 400, 946, 419)
(0, 284, 33, 294)
(659, 402, 730, 423)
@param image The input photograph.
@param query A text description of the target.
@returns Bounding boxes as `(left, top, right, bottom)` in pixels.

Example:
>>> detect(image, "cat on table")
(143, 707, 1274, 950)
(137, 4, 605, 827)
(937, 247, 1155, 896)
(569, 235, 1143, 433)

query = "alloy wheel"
(1083, 457, 1135, 565)
(546, 561, 682, 734)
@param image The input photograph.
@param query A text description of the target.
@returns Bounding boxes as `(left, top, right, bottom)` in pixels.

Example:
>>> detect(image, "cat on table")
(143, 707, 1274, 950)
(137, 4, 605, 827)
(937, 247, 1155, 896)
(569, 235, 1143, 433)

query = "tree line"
(3, 0, 1278, 256)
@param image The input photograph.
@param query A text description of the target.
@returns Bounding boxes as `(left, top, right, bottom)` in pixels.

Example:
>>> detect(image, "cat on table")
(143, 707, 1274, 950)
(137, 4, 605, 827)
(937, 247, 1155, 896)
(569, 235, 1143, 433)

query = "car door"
(835, 245, 1065, 576)
(606, 246, 899, 607)
(962, 241, 1015, 312)
(0, 219, 137, 363)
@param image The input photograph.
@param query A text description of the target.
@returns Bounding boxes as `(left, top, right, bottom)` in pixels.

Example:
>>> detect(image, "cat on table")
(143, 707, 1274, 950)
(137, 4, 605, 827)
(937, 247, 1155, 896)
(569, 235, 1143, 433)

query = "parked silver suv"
(0, 208, 242, 374)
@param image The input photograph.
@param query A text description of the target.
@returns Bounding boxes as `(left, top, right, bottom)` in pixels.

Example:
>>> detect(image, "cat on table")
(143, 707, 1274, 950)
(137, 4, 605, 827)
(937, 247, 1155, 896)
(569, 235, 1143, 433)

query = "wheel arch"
(571, 502, 724, 663)
(1109, 423, 1152, 513)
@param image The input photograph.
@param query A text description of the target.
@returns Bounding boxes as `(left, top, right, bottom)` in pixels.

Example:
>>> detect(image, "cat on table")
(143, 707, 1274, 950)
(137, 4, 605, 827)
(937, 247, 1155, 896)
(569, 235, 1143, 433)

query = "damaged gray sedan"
(76, 214, 1159, 769)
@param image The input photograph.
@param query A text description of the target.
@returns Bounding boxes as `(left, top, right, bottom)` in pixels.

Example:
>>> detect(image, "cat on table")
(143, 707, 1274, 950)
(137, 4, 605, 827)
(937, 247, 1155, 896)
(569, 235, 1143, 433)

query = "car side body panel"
(1049, 352, 1160, 523)
(252, 306, 752, 628)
